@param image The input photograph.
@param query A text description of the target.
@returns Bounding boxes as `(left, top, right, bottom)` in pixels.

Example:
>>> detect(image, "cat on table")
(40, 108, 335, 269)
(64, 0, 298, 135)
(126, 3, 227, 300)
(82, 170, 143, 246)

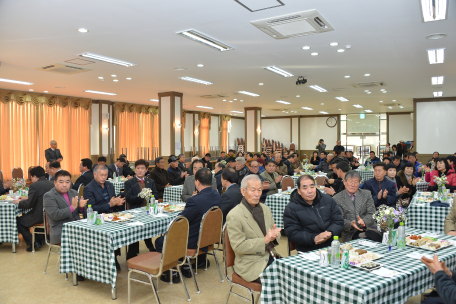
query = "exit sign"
(360, 113, 365, 119)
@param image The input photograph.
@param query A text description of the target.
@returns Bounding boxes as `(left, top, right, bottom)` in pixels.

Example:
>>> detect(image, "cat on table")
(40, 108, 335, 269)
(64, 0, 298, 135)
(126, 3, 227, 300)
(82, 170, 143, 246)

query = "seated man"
(220, 168, 243, 223)
(324, 161, 350, 196)
(49, 161, 62, 181)
(202, 153, 213, 170)
(155, 168, 221, 282)
(0, 178, 13, 195)
(181, 159, 218, 202)
(283, 175, 344, 252)
(392, 155, 402, 171)
(227, 175, 281, 283)
(84, 165, 125, 269)
(288, 153, 302, 173)
(364, 151, 381, 166)
(274, 153, 288, 176)
(167, 156, 188, 186)
(214, 162, 225, 194)
(14, 166, 54, 251)
(149, 157, 171, 200)
(186, 156, 199, 175)
(333, 171, 376, 242)
(245, 160, 268, 202)
(236, 157, 250, 184)
(92, 156, 113, 177)
(73, 158, 94, 191)
(177, 154, 188, 173)
(125, 159, 159, 259)
(227, 156, 237, 170)
(107, 157, 126, 179)
(363, 162, 397, 208)
(316, 153, 333, 173)
(217, 151, 228, 163)
(260, 160, 282, 196)
(421, 254, 456, 304)
(444, 198, 456, 236)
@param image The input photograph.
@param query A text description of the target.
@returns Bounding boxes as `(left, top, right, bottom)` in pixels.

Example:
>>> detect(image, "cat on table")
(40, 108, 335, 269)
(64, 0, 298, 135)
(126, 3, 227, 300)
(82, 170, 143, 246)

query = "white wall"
(101, 104, 109, 155)
(91, 104, 99, 155)
(210, 116, 219, 150)
(389, 114, 413, 146)
(228, 118, 245, 150)
(246, 111, 255, 152)
(184, 113, 193, 152)
(300, 117, 338, 150)
(262, 118, 291, 147)
(291, 117, 299, 148)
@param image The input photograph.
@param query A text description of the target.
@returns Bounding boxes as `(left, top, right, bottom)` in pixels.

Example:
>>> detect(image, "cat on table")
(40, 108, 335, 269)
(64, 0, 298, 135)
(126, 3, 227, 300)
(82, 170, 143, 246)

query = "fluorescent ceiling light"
(150, 99, 159, 102)
(302, 46, 311, 50)
(335, 97, 349, 101)
(364, 74, 370, 76)
(84, 90, 116, 95)
(77, 28, 88, 33)
(344, 75, 350, 78)
(276, 100, 291, 105)
(319, 111, 329, 114)
(29, 89, 33, 91)
(388, 106, 393, 109)
(111, 75, 117, 77)
(177, 30, 234, 52)
(44, 91, 48, 93)
(427, 48, 445, 64)
(126, 77, 132, 80)
(392, 100, 396, 102)
(79, 52, 136, 67)
(329, 42, 338, 46)
(311, 52, 319, 56)
(399, 106, 404, 108)
(98, 77, 103, 79)
(433, 91, 443, 97)
(0, 78, 34, 85)
(179, 76, 213, 85)
(259, 83, 264, 85)
(238, 91, 260, 97)
(197, 64, 204, 67)
(337, 49, 345, 53)
(263, 66, 294, 77)
(367, 92, 372, 94)
(309, 85, 327, 93)
(379, 100, 384, 103)
(365, 109, 372, 113)
(353, 104, 363, 108)
(296, 95, 300, 97)
(302, 107, 313, 110)
(113, 79, 119, 82)
(432, 76, 444, 85)
(421, 0, 448, 22)
(196, 106, 214, 109)
(230, 110, 243, 114)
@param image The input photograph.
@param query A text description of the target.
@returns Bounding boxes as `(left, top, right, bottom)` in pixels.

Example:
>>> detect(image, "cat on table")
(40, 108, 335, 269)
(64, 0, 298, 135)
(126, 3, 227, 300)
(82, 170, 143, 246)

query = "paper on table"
(372, 268, 400, 278)
(80, 219, 87, 222)
(129, 210, 142, 213)
(407, 252, 434, 260)
(357, 240, 378, 248)
(299, 253, 319, 261)
(126, 221, 145, 226)
(153, 213, 168, 217)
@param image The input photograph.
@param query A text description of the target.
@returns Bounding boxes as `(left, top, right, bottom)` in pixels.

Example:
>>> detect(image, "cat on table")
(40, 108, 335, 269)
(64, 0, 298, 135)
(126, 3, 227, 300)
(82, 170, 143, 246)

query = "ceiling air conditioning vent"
(200, 94, 230, 98)
(35, 63, 93, 75)
(251, 9, 334, 39)
(349, 81, 386, 89)
(332, 88, 349, 92)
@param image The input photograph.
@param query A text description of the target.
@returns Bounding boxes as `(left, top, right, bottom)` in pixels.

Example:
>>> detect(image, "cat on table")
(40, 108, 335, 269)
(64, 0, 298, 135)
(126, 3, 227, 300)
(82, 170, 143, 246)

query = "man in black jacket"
(214, 162, 225, 194)
(13, 166, 54, 251)
(220, 168, 243, 223)
(149, 157, 170, 199)
(202, 153, 213, 170)
(217, 151, 228, 163)
(167, 156, 188, 186)
(125, 159, 159, 259)
(333, 141, 345, 154)
(323, 161, 349, 196)
(73, 158, 94, 191)
(44, 140, 63, 162)
(178, 154, 187, 172)
(421, 254, 456, 304)
(283, 175, 344, 252)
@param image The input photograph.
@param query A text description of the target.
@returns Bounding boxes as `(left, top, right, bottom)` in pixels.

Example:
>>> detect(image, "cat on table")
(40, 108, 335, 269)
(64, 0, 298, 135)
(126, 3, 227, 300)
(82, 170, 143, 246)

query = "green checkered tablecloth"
(416, 181, 429, 192)
(0, 201, 31, 244)
(163, 185, 183, 202)
(355, 169, 374, 182)
(109, 181, 125, 195)
(292, 175, 299, 187)
(406, 192, 451, 234)
(60, 207, 180, 288)
(261, 228, 456, 304)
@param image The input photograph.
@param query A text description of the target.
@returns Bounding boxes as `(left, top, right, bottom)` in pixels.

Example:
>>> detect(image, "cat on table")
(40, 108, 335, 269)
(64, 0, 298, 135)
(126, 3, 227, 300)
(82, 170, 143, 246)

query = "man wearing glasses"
(245, 160, 268, 203)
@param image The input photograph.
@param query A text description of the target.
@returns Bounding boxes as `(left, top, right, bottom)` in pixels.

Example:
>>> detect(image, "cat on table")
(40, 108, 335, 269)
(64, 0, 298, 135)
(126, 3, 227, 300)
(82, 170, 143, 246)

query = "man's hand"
(264, 224, 281, 244)
(192, 191, 198, 196)
(79, 196, 88, 209)
(421, 254, 443, 275)
(357, 215, 365, 228)
(57, 158, 63, 162)
(180, 172, 186, 178)
(274, 175, 282, 184)
(382, 189, 388, 199)
(165, 183, 171, 188)
(314, 231, 332, 244)
(378, 190, 383, 200)
(126, 175, 133, 179)
(71, 196, 79, 210)
(116, 196, 126, 206)
(447, 231, 456, 236)
(109, 196, 118, 207)
(327, 179, 335, 184)
(12, 199, 20, 204)
(323, 187, 335, 196)
(262, 182, 270, 190)
(351, 220, 363, 231)
(4, 180, 13, 188)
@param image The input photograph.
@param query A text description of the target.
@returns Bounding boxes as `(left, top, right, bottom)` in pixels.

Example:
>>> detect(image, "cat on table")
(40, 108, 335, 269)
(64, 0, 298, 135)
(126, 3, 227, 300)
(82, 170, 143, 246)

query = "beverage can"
(319, 250, 329, 267)
(341, 249, 349, 269)
(92, 211, 98, 225)
(95, 214, 103, 225)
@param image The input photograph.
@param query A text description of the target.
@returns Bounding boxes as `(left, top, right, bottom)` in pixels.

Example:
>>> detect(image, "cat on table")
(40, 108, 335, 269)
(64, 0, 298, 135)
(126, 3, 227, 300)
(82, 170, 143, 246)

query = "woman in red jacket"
(426, 158, 456, 192)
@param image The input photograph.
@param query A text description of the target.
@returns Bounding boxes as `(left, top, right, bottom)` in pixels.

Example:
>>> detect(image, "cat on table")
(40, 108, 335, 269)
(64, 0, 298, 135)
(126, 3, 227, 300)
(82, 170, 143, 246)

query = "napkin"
(299, 252, 319, 261)
(372, 268, 400, 278)
(126, 221, 144, 226)
(356, 240, 378, 248)
(152, 213, 168, 217)
(129, 210, 142, 213)
(407, 252, 433, 260)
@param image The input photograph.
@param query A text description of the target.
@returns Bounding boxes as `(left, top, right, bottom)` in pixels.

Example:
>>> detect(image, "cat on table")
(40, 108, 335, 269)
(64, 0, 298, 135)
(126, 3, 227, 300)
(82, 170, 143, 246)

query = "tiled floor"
(0, 236, 425, 303)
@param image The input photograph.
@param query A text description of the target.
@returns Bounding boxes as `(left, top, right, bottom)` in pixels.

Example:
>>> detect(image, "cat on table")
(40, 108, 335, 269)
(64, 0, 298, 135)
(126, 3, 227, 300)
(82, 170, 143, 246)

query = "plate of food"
(349, 249, 383, 266)
(0, 195, 14, 201)
(104, 212, 134, 222)
(406, 235, 452, 251)
(163, 204, 185, 213)
(353, 261, 382, 272)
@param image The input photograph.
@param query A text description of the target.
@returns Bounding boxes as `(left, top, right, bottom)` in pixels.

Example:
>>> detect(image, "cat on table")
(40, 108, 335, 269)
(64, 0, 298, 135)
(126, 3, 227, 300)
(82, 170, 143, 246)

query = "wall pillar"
(244, 107, 262, 153)
(158, 91, 183, 157)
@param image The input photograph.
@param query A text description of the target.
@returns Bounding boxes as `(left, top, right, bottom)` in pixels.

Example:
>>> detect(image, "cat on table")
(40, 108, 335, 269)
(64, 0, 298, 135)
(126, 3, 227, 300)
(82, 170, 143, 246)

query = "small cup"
(278, 189, 282, 194)
(9, 190, 14, 196)
(287, 186, 292, 191)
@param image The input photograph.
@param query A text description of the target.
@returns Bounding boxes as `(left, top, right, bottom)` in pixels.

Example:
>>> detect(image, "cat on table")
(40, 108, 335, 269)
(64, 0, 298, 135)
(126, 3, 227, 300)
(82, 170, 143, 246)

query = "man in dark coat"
(363, 162, 397, 208)
(44, 140, 63, 162)
(73, 158, 94, 191)
(283, 175, 344, 253)
(167, 156, 188, 186)
(220, 168, 243, 223)
(214, 161, 225, 194)
(13, 166, 54, 251)
(149, 157, 170, 200)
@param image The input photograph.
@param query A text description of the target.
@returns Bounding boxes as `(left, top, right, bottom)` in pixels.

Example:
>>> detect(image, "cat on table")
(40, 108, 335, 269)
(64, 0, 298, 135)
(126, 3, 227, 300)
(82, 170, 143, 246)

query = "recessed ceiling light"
(79, 52, 136, 67)
(364, 74, 370, 76)
(0, 78, 34, 85)
(336, 49, 345, 53)
(379, 100, 383, 103)
(321, 103, 324, 105)
(196, 106, 214, 109)
(335, 97, 349, 101)
(174, 67, 187, 71)
(150, 99, 159, 102)
(98, 76, 104, 79)
(240, 100, 243, 102)
(77, 28, 89, 33)
(338, 109, 341, 110)
(234, 99, 237, 100)
(367, 92, 371, 94)
(432, 76, 444, 85)
(382, 91, 387, 93)
(344, 75, 350, 78)
(302, 107, 313, 110)
(179, 76, 213, 85)
(286, 112, 289, 113)
(111, 75, 117, 77)
(364, 90, 370, 92)
(197, 64, 204, 67)
(311, 52, 319, 56)
(353, 104, 363, 108)
(223, 99, 226, 101)
(392, 100, 396, 102)
(229, 100, 233, 102)
(239, 91, 260, 97)
(296, 95, 300, 97)
(319, 111, 329, 114)
(44, 91, 48, 93)
(276, 100, 291, 105)
(113, 79, 119, 82)
(365, 109, 372, 113)
(177, 30, 234, 52)
(433, 91, 443, 97)
(259, 83, 264, 85)
(380, 89, 386, 91)
(231, 110, 243, 114)
(427, 48, 445, 64)
(399, 106, 404, 108)
(29, 89, 34, 91)
(263, 66, 294, 77)
(126, 77, 132, 80)
(302, 46, 311, 50)
(421, 0, 448, 22)
(85, 90, 117, 96)
(309, 85, 327, 93)
(329, 42, 338, 46)
(388, 106, 393, 109)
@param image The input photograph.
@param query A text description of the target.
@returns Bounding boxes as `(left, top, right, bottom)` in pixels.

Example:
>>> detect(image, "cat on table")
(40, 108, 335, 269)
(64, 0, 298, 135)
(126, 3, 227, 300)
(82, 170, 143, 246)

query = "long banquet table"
(163, 185, 184, 202)
(0, 200, 31, 253)
(261, 228, 456, 304)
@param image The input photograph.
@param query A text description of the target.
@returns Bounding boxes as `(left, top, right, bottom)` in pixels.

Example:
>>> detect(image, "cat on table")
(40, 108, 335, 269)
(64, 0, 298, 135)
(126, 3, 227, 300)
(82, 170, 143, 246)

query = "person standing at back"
(333, 141, 345, 154)
(45, 140, 63, 162)
(316, 139, 326, 154)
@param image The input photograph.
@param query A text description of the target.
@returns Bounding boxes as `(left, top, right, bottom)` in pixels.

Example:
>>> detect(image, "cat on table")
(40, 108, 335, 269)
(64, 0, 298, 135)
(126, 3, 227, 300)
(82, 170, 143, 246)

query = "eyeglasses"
(345, 179, 360, 185)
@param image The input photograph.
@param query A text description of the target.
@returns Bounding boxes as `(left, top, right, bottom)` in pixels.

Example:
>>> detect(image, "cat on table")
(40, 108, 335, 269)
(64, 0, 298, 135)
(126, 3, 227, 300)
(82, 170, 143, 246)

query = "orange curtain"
(220, 115, 230, 152)
(153, 114, 159, 159)
(0, 102, 39, 180)
(200, 117, 209, 155)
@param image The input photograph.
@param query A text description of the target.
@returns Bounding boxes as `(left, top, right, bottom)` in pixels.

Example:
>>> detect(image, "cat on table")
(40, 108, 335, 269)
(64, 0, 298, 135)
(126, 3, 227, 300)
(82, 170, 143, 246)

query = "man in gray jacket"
(181, 159, 218, 202)
(260, 160, 282, 196)
(316, 139, 326, 154)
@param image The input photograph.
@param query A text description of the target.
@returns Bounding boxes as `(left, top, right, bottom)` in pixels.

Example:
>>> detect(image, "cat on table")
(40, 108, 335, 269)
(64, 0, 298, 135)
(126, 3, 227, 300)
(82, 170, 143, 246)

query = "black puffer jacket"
(283, 189, 344, 252)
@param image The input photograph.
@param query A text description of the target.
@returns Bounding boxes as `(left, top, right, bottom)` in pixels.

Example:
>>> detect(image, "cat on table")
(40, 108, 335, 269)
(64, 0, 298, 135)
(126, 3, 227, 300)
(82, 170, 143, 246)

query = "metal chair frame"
(31, 223, 45, 253)
(43, 210, 68, 280)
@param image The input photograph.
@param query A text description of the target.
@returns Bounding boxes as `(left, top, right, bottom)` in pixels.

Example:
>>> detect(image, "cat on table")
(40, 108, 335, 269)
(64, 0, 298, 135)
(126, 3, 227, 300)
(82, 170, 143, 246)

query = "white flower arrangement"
(434, 175, 447, 188)
(372, 204, 406, 231)
(138, 188, 154, 200)
(12, 178, 26, 190)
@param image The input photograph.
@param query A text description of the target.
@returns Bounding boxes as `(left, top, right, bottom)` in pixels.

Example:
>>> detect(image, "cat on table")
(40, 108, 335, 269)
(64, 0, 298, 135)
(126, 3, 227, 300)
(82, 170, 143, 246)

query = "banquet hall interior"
(0, 0, 455, 303)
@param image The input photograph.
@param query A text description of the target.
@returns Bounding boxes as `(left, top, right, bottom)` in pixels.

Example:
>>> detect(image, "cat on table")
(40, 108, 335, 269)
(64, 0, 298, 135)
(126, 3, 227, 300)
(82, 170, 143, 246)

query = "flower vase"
(438, 186, 446, 201)
(387, 223, 394, 252)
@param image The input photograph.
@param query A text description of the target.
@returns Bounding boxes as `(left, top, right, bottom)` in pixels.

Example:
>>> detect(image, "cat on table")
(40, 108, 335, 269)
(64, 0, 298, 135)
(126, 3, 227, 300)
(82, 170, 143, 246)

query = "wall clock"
(326, 116, 337, 128)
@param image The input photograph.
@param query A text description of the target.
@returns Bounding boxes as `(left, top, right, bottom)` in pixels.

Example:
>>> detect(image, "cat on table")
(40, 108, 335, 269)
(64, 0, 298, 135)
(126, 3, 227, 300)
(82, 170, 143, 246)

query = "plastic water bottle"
(87, 204, 94, 225)
(113, 172, 116, 180)
(151, 195, 156, 214)
(397, 222, 406, 249)
(330, 236, 340, 268)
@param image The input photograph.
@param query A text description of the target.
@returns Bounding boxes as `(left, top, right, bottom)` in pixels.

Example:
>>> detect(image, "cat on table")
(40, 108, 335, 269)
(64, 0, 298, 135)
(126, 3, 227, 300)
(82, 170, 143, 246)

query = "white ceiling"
(0, 0, 454, 117)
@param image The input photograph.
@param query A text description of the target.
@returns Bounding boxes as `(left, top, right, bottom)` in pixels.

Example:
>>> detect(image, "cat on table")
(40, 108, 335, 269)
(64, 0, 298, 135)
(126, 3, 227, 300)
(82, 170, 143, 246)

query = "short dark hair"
(402, 162, 415, 173)
(370, 151, 375, 155)
(446, 156, 456, 164)
(221, 168, 238, 184)
(195, 168, 212, 186)
(265, 160, 276, 166)
(387, 164, 397, 170)
(216, 162, 226, 170)
(297, 175, 315, 188)
(135, 159, 148, 168)
(403, 153, 409, 158)
(98, 156, 107, 162)
(221, 151, 226, 154)
(192, 159, 204, 169)
(55, 170, 71, 180)
(154, 157, 163, 165)
(30, 166, 45, 178)
(393, 155, 401, 161)
(373, 162, 387, 171)
(119, 154, 127, 158)
(228, 157, 237, 162)
(333, 150, 339, 156)
(117, 157, 126, 163)
(321, 151, 328, 156)
(81, 158, 93, 170)
(435, 157, 451, 172)
(178, 154, 185, 158)
(205, 153, 211, 157)
(229, 149, 235, 153)
(383, 157, 391, 163)
(49, 161, 61, 169)
(254, 153, 261, 158)
(336, 161, 350, 173)
(409, 152, 417, 158)
(261, 153, 267, 158)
